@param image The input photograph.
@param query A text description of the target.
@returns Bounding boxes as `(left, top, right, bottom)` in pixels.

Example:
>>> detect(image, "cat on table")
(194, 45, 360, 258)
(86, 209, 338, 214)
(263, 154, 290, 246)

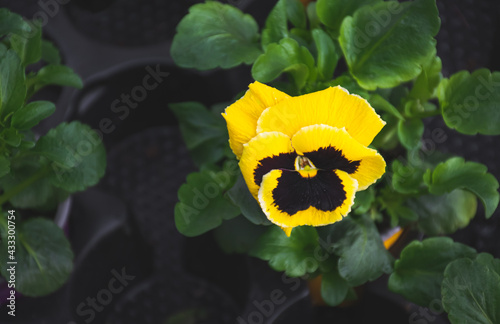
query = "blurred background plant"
(0, 8, 106, 297)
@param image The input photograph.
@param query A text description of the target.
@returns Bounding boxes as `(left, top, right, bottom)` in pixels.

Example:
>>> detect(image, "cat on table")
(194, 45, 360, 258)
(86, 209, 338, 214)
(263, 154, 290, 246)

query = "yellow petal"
(222, 81, 291, 158)
(281, 226, 293, 237)
(258, 169, 358, 228)
(292, 124, 386, 190)
(239, 131, 295, 199)
(257, 86, 385, 147)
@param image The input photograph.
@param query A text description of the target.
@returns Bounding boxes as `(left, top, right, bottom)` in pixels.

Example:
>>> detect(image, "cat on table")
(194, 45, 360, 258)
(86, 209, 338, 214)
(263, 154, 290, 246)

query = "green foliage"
(424, 157, 499, 218)
(0, 9, 104, 298)
(252, 38, 316, 90)
(170, 102, 229, 168)
(352, 187, 375, 215)
(214, 216, 268, 254)
(261, 0, 288, 49)
(0, 160, 67, 210)
(0, 50, 26, 119)
(41, 40, 62, 65)
(408, 189, 478, 235)
(318, 215, 393, 286)
(320, 264, 350, 306)
(442, 254, 500, 324)
(0, 8, 31, 37)
(339, 0, 440, 90)
(388, 237, 477, 306)
(174, 162, 240, 237)
(285, 0, 307, 29)
(34, 122, 107, 192)
(251, 226, 320, 277)
(439, 69, 500, 135)
(316, 0, 381, 35)
(312, 29, 338, 81)
(0, 216, 73, 296)
(11, 101, 55, 130)
(409, 50, 442, 101)
(369, 93, 405, 120)
(397, 118, 424, 149)
(171, 2, 262, 70)
(29, 64, 83, 92)
(391, 159, 426, 194)
(225, 173, 271, 225)
(10, 24, 42, 67)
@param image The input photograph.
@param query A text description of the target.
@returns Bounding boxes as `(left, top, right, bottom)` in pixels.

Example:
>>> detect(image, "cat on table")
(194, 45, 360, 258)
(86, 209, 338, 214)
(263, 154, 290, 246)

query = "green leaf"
(0, 159, 67, 210)
(318, 215, 393, 286)
(11, 101, 56, 130)
(339, 0, 440, 90)
(307, 2, 320, 29)
(312, 29, 338, 81)
(391, 159, 426, 194)
(328, 74, 370, 98)
(316, 0, 381, 35)
(409, 49, 442, 101)
(0, 217, 73, 297)
(0, 43, 7, 57)
(321, 265, 350, 306)
(171, 2, 262, 70)
(0, 156, 10, 178)
(41, 40, 61, 65)
(285, 0, 307, 29)
(439, 69, 500, 135)
(213, 216, 267, 254)
(261, 0, 288, 49)
(31, 64, 83, 91)
(352, 186, 375, 215)
(174, 166, 239, 237)
(408, 189, 478, 236)
(169, 102, 228, 168)
(9, 22, 42, 66)
(424, 157, 499, 218)
(251, 225, 320, 277)
(475, 253, 500, 275)
(34, 121, 107, 192)
(289, 28, 311, 47)
(0, 9, 32, 37)
(388, 237, 477, 306)
(371, 113, 399, 150)
(1, 128, 23, 147)
(369, 93, 405, 121)
(404, 98, 438, 118)
(397, 118, 424, 150)
(225, 173, 271, 225)
(442, 255, 500, 324)
(0, 50, 26, 119)
(252, 38, 315, 89)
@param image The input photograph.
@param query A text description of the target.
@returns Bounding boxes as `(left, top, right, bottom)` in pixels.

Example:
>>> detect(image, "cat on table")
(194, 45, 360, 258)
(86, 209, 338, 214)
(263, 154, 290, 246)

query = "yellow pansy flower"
(223, 82, 386, 236)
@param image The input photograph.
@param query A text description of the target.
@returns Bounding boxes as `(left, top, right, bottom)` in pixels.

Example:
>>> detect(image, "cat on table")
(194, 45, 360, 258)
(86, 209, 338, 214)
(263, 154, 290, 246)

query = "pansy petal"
(257, 86, 385, 146)
(292, 124, 386, 190)
(258, 169, 358, 229)
(222, 81, 291, 158)
(240, 132, 295, 199)
(281, 226, 293, 237)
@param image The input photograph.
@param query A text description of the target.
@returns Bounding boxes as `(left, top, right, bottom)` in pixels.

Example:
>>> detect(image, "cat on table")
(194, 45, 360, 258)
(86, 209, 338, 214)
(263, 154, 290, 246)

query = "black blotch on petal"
(254, 153, 296, 186)
(272, 170, 346, 216)
(304, 147, 360, 174)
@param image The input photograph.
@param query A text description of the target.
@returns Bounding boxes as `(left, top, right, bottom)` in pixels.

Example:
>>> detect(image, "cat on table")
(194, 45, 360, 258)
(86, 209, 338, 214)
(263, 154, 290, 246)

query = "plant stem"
(0, 166, 50, 206)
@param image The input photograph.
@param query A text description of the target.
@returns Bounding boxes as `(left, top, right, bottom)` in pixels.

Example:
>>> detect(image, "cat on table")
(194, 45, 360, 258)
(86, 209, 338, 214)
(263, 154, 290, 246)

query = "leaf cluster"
(0, 9, 106, 297)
